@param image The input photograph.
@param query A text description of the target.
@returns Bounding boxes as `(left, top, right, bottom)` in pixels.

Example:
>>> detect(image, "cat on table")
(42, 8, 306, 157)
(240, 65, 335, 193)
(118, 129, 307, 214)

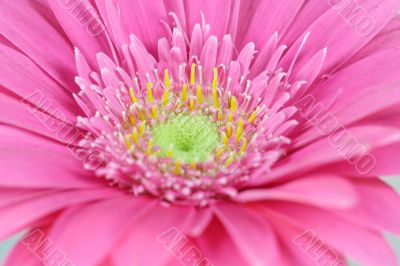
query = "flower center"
(151, 113, 219, 163)
(74, 18, 306, 205)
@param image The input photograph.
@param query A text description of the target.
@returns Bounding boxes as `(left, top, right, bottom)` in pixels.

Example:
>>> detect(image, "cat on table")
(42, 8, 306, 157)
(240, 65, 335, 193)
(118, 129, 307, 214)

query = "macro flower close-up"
(1, 0, 400, 265)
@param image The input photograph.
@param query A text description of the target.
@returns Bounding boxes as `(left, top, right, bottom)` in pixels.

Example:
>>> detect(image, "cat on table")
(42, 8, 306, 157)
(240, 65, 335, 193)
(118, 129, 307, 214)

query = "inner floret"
(151, 113, 219, 164)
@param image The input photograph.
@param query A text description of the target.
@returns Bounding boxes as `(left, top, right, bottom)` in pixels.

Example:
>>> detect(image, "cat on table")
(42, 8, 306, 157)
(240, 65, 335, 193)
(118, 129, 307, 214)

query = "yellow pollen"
(213, 88, 219, 109)
(138, 106, 144, 120)
(139, 122, 146, 137)
(217, 110, 223, 121)
(151, 105, 157, 119)
(226, 123, 233, 137)
(236, 117, 244, 143)
(190, 161, 197, 169)
(222, 132, 229, 147)
(189, 98, 195, 111)
(239, 137, 248, 155)
(224, 154, 235, 167)
(212, 68, 220, 108)
(230, 96, 238, 112)
(129, 87, 138, 103)
(164, 69, 171, 89)
(174, 160, 181, 175)
(196, 85, 203, 104)
(190, 63, 196, 85)
(162, 89, 169, 107)
(212, 68, 218, 90)
(215, 146, 224, 158)
(125, 134, 132, 149)
(132, 128, 139, 145)
(248, 107, 259, 123)
(181, 83, 188, 101)
(146, 139, 153, 156)
(129, 112, 135, 125)
(227, 112, 234, 122)
(147, 82, 154, 103)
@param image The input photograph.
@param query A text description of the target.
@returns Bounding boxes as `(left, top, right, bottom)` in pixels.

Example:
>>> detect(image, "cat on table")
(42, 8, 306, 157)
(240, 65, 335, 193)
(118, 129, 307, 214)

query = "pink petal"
(0, 92, 79, 144)
(0, 0, 77, 91)
(263, 202, 398, 266)
(281, 0, 400, 75)
(236, 0, 304, 49)
(194, 218, 249, 266)
(48, 196, 153, 266)
(47, 0, 112, 67)
(237, 175, 358, 209)
(0, 125, 99, 188)
(0, 187, 120, 239)
(323, 142, 400, 177)
(269, 125, 400, 181)
(115, 0, 168, 55)
(0, 44, 80, 120)
(213, 203, 279, 266)
(335, 178, 400, 235)
(113, 204, 196, 266)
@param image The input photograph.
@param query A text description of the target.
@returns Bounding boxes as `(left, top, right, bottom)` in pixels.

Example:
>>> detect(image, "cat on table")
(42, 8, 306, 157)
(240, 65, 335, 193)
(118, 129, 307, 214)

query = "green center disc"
(151, 114, 220, 163)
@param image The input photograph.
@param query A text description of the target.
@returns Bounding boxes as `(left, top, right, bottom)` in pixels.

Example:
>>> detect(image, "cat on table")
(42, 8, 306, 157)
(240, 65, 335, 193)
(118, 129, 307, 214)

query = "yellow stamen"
(132, 128, 139, 145)
(181, 83, 188, 101)
(162, 70, 171, 107)
(217, 110, 223, 121)
(129, 87, 138, 103)
(224, 154, 235, 167)
(164, 69, 171, 89)
(138, 106, 144, 120)
(212, 68, 220, 108)
(222, 132, 229, 147)
(129, 112, 135, 125)
(215, 146, 224, 158)
(190, 161, 197, 169)
(190, 63, 196, 85)
(151, 105, 157, 119)
(235, 117, 244, 143)
(226, 123, 233, 137)
(248, 107, 259, 123)
(230, 96, 238, 112)
(212, 68, 218, 90)
(125, 134, 132, 149)
(196, 85, 203, 105)
(162, 89, 169, 107)
(239, 137, 248, 155)
(213, 88, 219, 108)
(139, 122, 146, 137)
(189, 98, 195, 111)
(147, 82, 154, 103)
(227, 112, 234, 122)
(174, 160, 181, 175)
(146, 139, 153, 156)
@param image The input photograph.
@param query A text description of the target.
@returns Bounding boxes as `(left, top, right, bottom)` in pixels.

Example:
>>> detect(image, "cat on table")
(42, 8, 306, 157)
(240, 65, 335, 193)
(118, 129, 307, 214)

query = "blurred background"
(1, 178, 400, 265)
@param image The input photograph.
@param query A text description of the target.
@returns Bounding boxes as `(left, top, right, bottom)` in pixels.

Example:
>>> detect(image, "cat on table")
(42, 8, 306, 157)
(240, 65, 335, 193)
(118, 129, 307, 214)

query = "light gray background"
(1, 178, 399, 265)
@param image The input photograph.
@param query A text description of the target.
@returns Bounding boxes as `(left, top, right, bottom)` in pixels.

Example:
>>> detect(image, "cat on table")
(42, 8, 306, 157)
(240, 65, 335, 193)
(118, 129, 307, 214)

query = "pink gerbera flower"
(1, 0, 400, 265)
